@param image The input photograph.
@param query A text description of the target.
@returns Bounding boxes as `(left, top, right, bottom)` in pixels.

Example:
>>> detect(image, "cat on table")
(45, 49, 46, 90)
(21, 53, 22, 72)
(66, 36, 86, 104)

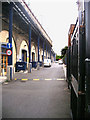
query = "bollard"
(37, 62, 40, 70)
(28, 63, 32, 73)
(7, 65, 14, 81)
(2, 68, 4, 76)
(42, 62, 44, 67)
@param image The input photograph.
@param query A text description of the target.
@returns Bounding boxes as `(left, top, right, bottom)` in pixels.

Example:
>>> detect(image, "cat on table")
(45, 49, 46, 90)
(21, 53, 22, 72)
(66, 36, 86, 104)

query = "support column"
(0, 43, 2, 76)
(0, 2, 2, 119)
(29, 25, 31, 63)
(46, 44, 47, 59)
(7, 3, 14, 81)
(43, 41, 45, 62)
(8, 2, 13, 65)
(28, 24, 32, 73)
(42, 40, 45, 67)
(37, 36, 40, 70)
(0, 2, 2, 76)
(38, 36, 40, 62)
(50, 47, 51, 59)
(49, 47, 50, 59)
(77, 10, 85, 119)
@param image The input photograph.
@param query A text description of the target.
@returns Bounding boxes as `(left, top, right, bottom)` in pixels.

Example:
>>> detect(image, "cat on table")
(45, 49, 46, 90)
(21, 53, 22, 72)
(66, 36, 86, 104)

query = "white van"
(44, 59, 51, 67)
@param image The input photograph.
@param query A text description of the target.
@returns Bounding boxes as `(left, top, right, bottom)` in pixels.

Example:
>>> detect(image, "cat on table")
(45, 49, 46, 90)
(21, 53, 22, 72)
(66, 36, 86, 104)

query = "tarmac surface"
(2, 63, 71, 119)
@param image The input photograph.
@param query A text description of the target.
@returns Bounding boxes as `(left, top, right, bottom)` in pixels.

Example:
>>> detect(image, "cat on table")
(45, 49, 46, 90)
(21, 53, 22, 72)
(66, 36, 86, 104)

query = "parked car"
(44, 59, 51, 67)
(58, 59, 63, 64)
(55, 61, 58, 63)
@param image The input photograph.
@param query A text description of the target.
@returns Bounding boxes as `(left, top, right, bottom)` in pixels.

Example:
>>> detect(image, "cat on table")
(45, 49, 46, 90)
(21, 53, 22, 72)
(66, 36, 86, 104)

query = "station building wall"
(0, 19, 49, 76)
(0, 30, 16, 68)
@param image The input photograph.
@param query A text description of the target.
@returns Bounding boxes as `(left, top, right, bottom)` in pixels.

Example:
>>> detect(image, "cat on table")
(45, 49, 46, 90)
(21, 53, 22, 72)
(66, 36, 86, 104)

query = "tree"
(61, 46, 68, 65)
(61, 46, 68, 57)
(56, 55, 61, 60)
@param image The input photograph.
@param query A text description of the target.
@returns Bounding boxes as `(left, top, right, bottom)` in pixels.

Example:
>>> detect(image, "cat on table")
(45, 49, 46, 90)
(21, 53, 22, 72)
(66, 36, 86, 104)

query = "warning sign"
(6, 50, 12, 56)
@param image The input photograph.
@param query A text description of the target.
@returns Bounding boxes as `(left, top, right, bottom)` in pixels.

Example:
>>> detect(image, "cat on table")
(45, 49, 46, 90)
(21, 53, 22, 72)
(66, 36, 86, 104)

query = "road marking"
(33, 79, 39, 81)
(21, 79, 28, 81)
(45, 79, 52, 80)
(57, 78, 65, 80)
(14, 78, 65, 81)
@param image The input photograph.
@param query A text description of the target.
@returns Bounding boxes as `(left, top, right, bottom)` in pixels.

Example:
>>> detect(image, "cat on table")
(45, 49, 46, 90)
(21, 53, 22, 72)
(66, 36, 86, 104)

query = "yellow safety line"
(57, 78, 65, 80)
(14, 78, 65, 81)
(45, 79, 52, 80)
(33, 79, 39, 81)
(21, 79, 28, 81)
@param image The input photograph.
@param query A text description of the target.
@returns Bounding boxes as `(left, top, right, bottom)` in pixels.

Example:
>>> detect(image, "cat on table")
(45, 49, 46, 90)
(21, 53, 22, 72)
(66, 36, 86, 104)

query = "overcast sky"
(25, 0, 78, 55)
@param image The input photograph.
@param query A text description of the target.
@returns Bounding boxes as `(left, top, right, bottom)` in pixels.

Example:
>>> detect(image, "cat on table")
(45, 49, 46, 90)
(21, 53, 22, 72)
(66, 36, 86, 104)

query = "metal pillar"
(29, 24, 31, 63)
(0, 3, 2, 119)
(43, 41, 45, 62)
(84, 2, 90, 118)
(50, 47, 51, 59)
(28, 24, 32, 73)
(7, 2, 14, 81)
(77, 10, 85, 119)
(38, 36, 40, 62)
(46, 44, 47, 59)
(37, 36, 40, 70)
(8, 2, 13, 65)
(0, 2, 2, 76)
(48, 48, 49, 59)
(0, 43, 2, 76)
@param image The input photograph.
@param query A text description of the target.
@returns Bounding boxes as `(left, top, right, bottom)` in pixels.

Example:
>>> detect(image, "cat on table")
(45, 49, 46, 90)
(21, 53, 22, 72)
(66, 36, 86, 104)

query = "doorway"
(42, 55, 43, 61)
(1, 55, 8, 76)
(22, 50, 27, 62)
(32, 52, 35, 62)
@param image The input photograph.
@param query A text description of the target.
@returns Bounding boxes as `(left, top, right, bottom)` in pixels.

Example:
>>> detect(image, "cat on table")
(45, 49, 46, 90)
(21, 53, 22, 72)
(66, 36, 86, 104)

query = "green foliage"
(56, 55, 63, 60)
(60, 55, 64, 59)
(61, 46, 68, 57)
(56, 55, 61, 60)
(56, 46, 68, 61)
(5, 80, 9, 82)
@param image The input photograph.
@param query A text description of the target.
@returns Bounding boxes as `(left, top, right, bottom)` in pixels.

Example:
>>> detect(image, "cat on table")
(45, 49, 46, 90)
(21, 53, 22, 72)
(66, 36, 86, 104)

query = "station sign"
(7, 43, 12, 49)
(6, 50, 12, 56)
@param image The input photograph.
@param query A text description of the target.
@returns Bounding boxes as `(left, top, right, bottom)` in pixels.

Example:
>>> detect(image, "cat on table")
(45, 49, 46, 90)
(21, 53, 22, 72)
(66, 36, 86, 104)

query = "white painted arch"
(0, 30, 16, 67)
